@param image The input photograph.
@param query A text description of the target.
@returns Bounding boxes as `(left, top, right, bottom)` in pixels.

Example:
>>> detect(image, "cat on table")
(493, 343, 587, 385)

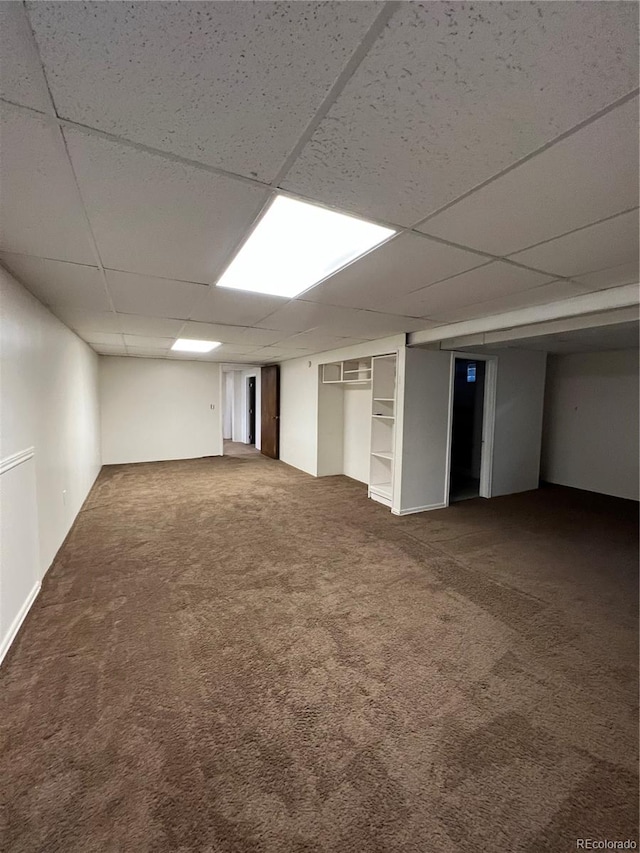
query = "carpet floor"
(1, 451, 638, 852)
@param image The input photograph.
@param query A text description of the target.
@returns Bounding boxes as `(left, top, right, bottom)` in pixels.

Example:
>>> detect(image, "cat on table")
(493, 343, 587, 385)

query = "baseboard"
(392, 501, 447, 516)
(0, 581, 41, 667)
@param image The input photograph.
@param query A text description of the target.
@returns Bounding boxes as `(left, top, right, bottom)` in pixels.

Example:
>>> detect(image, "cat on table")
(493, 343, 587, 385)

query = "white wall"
(542, 349, 639, 500)
(0, 266, 101, 661)
(100, 357, 222, 464)
(342, 386, 371, 484)
(280, 358, 319, 475)
(317, 379, 344, 477)
(487, 348, 547, 497)
(223, 372, 233, 440)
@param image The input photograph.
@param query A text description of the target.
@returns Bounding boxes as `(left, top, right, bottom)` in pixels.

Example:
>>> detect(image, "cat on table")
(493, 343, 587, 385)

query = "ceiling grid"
(0, 1, 637, 360)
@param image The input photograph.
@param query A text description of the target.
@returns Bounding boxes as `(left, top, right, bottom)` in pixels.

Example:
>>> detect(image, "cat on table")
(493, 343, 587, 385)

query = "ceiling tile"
(28, 1, 381, 181)
(250, 346, 310, 361)
(429, 280, 585, 323)
(278, 330, 366, 351)
(421, 98, 639, 255)
(376, 262, 553, 318)
(180, 321, 284, 346)
(106, 270, 206, 320)
(189, 287, 287, 326)
(92, 344, 128, 356)
(206, 354, 260, 364)
(491, 321, 639, 354)
(282, 2, 638, 225)
(301, 232, 485, 309)
(82, 331, 126, 346)
(0, 107, 96, 264)
(509, 209, 640, 279)
(64, 128, 269, 281)
(256, 300, 427, 338)
(0, 3, 54, 113)
(213, 343, 261, 356)
(124, 348, 170, 359)
(123, 335, 174, 349)
(0, 253, 109, 311)
(572, 261, 639, 293)
(117, 315, 184, 338)
(53, 308, 122, 335)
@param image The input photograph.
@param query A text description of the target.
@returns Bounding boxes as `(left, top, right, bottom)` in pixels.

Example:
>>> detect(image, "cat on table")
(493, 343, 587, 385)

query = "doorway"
(247, 376, 256, 446)
(449, 358, 486, 502)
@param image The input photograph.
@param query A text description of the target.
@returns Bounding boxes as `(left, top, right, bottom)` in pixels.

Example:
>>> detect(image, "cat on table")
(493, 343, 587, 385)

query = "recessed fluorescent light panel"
(171, 339, 221, 353)
(216, 195, 395, 298)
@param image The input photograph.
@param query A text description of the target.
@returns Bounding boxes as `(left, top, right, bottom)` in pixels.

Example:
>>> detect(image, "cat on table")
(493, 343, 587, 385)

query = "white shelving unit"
(368, 354, 397, 508)
(322, 357, 372, 384)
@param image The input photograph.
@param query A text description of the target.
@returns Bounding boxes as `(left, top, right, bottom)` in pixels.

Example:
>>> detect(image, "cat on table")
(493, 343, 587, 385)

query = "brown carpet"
(1, 452, 638, 852)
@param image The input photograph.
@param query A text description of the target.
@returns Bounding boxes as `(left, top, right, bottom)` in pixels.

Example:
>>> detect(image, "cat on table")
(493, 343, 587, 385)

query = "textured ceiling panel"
(257, 299, 428, 338)
(282, 1, 638, 225)
(106, 271, 207, 320)
(572, 262, 640, 294)
(510, 210, 640, 279)
(180, 322, 284, 347)
(190, 287, 288, 327)
(430, 279, 584, 324)
(0, 3, 54, 113)
(27, 1, 382, 181)
(116, 315, 184, 338)
(0, 107, 96, 264)
(494, 321, 639, 354)
(53, 309, 122, 335)
(64, 128, 269, 282)
(0, 254, 109, 312)
(376, 261, 552, 318)
(421, 97, 640, 255)
(301, 232, 484, 309)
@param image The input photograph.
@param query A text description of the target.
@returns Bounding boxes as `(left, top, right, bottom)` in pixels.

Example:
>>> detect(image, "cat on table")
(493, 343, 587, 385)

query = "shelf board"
(322, 378, 371, 385)
(371, 451, 393, 460)
(370, 482, 392, 498)
(372, 414, 395, 420)
(374, 397, 394, 402)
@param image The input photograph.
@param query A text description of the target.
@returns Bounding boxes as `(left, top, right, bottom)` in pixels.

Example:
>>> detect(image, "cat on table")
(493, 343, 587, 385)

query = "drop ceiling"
(462, 320, 640, 355)
(0, 1, 638, 363)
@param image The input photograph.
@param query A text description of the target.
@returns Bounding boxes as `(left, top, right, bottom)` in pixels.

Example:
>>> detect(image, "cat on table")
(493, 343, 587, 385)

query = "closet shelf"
(371, 451, 393, 460)
(370, 482, 392, 498)
(372, 414, 394, 420)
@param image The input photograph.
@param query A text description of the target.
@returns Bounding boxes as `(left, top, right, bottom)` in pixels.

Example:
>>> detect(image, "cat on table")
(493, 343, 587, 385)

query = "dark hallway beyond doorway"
(247, 376, 256, 446)
(450, 358, 486, 502)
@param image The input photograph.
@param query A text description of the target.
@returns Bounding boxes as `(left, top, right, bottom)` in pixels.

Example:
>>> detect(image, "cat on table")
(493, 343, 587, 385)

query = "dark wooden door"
(261, 365, 280, 459)
(247, 376, 256, 445)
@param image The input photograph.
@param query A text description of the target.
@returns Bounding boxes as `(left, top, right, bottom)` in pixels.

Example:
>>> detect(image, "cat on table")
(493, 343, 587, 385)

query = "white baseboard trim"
(369, 490, 392, 508)
(0, 446, 35, 476)
(0, 581, 41, 667)
(392, 501, 448, 516)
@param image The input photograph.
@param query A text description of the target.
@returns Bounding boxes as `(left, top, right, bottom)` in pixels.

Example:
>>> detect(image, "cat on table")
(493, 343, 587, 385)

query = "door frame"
(445, 352, 498, 503)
